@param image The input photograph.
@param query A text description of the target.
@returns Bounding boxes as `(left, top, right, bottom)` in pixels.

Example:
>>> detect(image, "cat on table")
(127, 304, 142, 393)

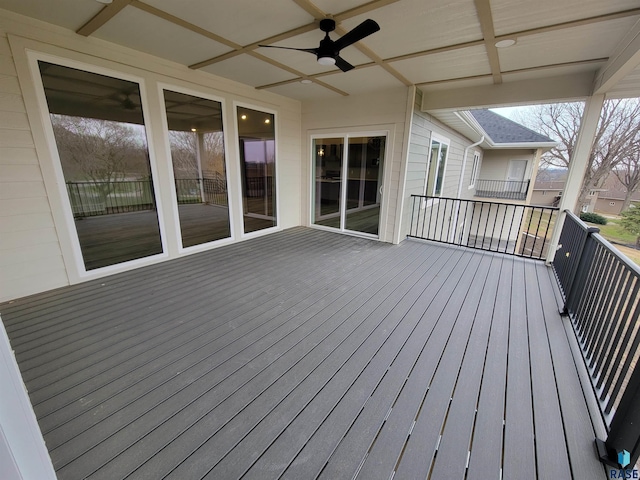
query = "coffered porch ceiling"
(1, 0, 640, 108)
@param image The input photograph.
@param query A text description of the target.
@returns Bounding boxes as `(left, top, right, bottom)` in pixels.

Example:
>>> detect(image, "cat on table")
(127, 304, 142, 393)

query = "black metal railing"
(475, 179, 530, 201)
(174, 177, 228, 207)
(408, 195, 558, 260)
(66, 180, 156, 217)
(552, 210, 640, 469)
(67, 177, 228, 218)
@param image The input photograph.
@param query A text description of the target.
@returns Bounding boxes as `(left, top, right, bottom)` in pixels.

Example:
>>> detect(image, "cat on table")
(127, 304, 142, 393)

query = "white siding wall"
(0, 31, 68, 301)
(301, 87, 410, 243)
(479, 149, 535, 181)
(401, 90, 480, 239)
(0, 11, 302, 302)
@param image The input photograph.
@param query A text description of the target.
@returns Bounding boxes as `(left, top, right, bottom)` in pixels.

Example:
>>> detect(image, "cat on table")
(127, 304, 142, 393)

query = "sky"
(489, 105, 540, 121)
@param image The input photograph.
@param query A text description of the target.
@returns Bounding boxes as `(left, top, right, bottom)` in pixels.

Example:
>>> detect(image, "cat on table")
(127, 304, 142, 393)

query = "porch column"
(195, 131, 206, 203)
(546, 94, 605, 264)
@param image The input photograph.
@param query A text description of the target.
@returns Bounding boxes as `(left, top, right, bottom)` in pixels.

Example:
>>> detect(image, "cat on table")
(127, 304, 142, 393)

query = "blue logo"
(620, 450, 631, 469)
(609, 450, 638, 479)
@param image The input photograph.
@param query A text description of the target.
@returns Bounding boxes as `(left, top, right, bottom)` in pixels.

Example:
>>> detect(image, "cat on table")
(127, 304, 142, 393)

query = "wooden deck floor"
(0, 228, 606, 480)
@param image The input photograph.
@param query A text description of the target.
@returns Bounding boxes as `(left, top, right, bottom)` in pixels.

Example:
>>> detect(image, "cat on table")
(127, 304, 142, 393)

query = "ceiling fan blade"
(258, 45, 317, 54)
(335, 56, 355, 72)
(333, 19, 380, 52)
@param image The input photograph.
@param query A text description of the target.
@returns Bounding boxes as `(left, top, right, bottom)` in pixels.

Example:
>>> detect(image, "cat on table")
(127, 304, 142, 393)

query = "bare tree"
(515, 99, 640, 212)
(613, 148, 640, 212)
(51, 115, 148, 200)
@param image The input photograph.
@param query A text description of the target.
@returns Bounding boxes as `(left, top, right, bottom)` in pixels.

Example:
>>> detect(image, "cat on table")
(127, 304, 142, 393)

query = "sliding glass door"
(312, 135, 385, 237)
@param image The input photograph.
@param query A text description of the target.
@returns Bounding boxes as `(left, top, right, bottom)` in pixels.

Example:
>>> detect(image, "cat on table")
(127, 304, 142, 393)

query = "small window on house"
(610, 202, 616, 206)
(581, 204, 589, 213)
(469, 152, 480, 188)
(558, 191, 563, 196)
(589, 190, 596, 196)
(424, 136, 449, 197)
(542, 191, 547, 196)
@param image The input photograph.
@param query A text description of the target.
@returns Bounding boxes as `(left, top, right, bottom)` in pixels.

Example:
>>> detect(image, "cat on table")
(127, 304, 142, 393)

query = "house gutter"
(454, 111, 485, 198)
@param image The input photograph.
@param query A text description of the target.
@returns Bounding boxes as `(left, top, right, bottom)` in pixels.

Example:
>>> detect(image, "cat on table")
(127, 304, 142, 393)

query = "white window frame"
(423, 134, 450, 198)
(581, 204, 589, 213)
(26, 51, 170, 281)
(157, 83, 236, 254)
(468, 151, 481, 189)
(233, 101, 280, 239)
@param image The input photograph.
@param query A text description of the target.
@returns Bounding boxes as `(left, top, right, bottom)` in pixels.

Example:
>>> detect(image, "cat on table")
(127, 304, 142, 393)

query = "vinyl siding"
(0, 31, 68, 301)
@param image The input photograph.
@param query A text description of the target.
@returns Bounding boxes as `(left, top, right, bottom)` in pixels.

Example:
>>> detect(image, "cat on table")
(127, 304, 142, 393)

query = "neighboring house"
(532, 172, 640, 215)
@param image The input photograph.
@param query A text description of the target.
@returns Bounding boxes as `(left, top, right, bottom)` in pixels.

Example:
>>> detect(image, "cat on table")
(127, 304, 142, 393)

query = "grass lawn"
(585, 218, 640, 266)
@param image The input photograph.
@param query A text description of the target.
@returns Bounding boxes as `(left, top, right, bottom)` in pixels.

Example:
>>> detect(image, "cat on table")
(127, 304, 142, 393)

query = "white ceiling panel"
(201, 54, 297, 87)
(338, 0, 482, 59)
(391, 45, 490, 84)
(498, 18, 638, 72)
(312, 0, 372, 16)
(492, 0, 640, 36)
(0, 0, 102, 31)
(143, 0, 314, 46)
(94, 6, 232, 66)
(318, 65, 403, 95)
(264, 80, 343, 101)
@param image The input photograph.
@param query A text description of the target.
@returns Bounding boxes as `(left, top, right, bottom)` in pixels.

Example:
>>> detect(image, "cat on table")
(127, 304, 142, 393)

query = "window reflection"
(38, 61, 162, 270)
(237, 106, 276, 233)
(163, 90, 230, 247)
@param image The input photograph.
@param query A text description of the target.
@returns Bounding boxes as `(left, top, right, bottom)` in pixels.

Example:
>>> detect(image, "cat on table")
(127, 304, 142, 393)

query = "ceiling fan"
(259, 18, 380, 72)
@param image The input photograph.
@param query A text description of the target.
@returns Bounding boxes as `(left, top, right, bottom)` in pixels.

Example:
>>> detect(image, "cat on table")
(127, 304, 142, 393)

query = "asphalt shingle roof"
(470, 109, 555, 144)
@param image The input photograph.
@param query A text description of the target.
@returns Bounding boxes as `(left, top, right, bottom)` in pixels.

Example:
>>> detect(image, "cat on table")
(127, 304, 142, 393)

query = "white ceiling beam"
(473, 0, 502, 84)
(421, 72, 595, 111)
(76, 0, 132, 36)
(592, 18, 640, 95)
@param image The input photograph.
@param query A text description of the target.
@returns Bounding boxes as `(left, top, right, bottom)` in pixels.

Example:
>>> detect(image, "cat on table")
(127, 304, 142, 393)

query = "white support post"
(196, 132, 206, 203)
(546, 94, 605, 264)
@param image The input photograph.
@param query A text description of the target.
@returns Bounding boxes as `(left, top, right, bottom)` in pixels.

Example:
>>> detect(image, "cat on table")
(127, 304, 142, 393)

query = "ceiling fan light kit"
(259, 18, 380, 73)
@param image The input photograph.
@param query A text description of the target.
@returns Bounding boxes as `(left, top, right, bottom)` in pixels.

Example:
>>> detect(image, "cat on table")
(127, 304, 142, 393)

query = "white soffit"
(392, 45, 490, 84)
(201, 54, 297, 87)
(491, 0, 640, 36)
(94, 6, 233, 66)
(499, 17, 640, 72)
(318, 65, 402, 94)
(0, 0, 102, 31)
(504, 62, 604, 84)
(143, 0, 313, 46)
(339, 0, 482, 59)
(607, 63, 640, 98)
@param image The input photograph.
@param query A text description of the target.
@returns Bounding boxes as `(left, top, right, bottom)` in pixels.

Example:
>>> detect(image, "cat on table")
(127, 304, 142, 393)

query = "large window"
(163, 90, 230, 248)
(425, 137, 449, 196)
(469, 152, 481, 188)
(237, 106, 276, 233)
(39, 61, 162, 270)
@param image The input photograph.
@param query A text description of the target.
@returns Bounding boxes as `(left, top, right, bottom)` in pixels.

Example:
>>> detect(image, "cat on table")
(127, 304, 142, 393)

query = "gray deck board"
(0, 228, 607, 480)
(503, 257, 537, 479)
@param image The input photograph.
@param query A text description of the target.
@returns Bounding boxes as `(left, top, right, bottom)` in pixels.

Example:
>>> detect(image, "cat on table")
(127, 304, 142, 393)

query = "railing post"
(563, 226, 600, 316)
(596, 366, 640, 469)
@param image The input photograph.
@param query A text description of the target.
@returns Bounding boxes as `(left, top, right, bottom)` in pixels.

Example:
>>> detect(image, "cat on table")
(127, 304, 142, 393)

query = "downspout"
(453, 112, 484, 242)
(454, 112, 484, 198)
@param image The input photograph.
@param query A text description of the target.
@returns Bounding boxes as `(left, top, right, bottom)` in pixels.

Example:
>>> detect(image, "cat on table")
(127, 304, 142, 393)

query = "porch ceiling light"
(495, 38, 516, 48)
(317, 56, 336, 66)
(95, 0, 113, 3)
(300, 79, 313, 84)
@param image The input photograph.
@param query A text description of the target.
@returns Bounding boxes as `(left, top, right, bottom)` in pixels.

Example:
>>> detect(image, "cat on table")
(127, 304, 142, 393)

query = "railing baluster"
(552, 210, 640, 469)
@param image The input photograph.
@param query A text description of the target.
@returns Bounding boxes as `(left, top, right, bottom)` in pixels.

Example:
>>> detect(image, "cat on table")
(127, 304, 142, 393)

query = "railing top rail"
(410, 194, 560, 211)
